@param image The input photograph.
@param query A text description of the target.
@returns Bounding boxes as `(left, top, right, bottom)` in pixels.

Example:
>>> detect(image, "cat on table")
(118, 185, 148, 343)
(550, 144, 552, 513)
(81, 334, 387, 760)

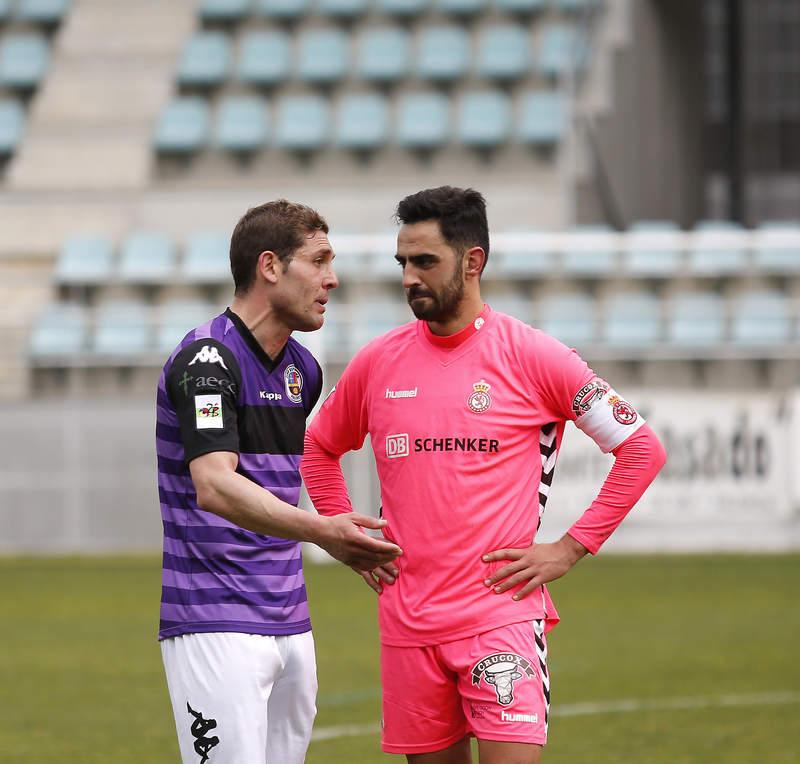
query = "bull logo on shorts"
(471, 652, 535, 706)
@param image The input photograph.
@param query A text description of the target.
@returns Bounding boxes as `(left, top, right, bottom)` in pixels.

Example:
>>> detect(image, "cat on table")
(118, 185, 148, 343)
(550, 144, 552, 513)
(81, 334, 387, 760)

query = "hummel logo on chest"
(386, 387, 418, 399)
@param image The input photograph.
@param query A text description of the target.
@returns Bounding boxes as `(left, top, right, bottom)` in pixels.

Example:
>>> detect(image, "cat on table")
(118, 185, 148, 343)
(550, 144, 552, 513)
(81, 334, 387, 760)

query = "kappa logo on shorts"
(187, 702, 220, 763)
(471, 652, 536, 707)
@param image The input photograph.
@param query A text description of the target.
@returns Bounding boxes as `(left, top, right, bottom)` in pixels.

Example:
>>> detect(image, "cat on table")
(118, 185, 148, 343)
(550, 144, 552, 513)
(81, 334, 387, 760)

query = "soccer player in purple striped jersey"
(155, 200, 402, 764)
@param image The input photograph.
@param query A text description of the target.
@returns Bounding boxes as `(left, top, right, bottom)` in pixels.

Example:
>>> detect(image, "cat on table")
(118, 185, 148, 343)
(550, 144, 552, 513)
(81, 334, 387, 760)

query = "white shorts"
(161, 630, 317, 764)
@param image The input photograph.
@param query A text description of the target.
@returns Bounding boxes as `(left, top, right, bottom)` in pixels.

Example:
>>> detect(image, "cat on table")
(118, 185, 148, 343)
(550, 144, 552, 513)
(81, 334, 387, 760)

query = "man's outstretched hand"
(317, 513, 402, 571)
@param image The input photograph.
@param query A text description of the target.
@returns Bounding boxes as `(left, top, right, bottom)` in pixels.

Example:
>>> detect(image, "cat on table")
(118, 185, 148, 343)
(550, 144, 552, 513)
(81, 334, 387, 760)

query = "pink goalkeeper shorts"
(380, 620, 550, 755)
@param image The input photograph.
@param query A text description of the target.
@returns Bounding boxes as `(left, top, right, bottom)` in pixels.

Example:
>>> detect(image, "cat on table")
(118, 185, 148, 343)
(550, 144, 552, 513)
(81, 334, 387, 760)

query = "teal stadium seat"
(335, 93, 389, 150)
(486, 294, 532, 324)
(731, 290, 793, 345)
(604, 290, 662, 346)
(688, 220, 748, 274)
(275, 94, 329, 150)
(154, 97, 210, 154)
(317, 0, 369, 19)
(29, 303, 87, 358)
(214, 95, 269, 152)
(0, 98, 24, 155)
(356, 26, 410, 84)
(476, 24, 531, 82)
(177, 32, 231, 88)
(0, 33, 49, 90)
(667, 291, 725, 346)
(517, 90, 568, 145)
(296, 28, 348, 84)
(92, 300, 152, 356)
(396, 92, 450, 149)
(376, 0, 427, 17)
(537, 291, 596, 347)
(0, 0, 10, 23)
(183, 231, 231, 283)
(751, 222, 800, 273)
(624, 221, 683, 275)
(436, 0, 488, 16)
(496, 0, 547, 14)
(554, 0, 600, 11)
(118, 232, 176, 284)
(236, 30, 291, 86)
(199, 0, 252, 22)
(256, 0, 310, 20)
(538, 24, 585, 79)
(494, 231, 557, 276)
(16, 0, 71, 25)
(156, 300, 213, 354)
(416, 25, 470, 83)
(55, 234, 115, 286)
(457, 90, 511, 148)
(562, 225, 619, 274)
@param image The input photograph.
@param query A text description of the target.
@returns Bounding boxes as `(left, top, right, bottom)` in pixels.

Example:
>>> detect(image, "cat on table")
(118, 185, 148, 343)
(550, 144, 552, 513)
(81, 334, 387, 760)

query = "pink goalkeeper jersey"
(307, 306, 645, 647)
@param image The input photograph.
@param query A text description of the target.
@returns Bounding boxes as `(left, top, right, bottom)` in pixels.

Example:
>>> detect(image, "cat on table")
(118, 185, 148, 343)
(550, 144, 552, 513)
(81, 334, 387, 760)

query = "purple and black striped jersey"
(155, 309, 323, 640)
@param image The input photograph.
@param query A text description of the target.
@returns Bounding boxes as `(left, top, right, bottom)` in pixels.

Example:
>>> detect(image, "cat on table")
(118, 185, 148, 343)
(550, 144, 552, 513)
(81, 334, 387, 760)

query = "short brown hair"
(230, 200, 329, 294)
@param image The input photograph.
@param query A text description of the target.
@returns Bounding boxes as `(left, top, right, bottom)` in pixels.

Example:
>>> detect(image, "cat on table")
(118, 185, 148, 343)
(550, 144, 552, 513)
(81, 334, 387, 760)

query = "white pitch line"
(311, 690, 800, 742)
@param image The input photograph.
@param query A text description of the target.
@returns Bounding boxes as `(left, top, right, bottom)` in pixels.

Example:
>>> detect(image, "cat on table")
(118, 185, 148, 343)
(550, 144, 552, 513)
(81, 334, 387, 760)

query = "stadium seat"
(688, 220, 748, 274)
(730, 290, 793, 345)
(554, 0, 600, 11)
(355, 27, 410, 84)
(603, 290, 662, 346)
(436, 0, 489, 16)
(623, 220, 684, 275)
(198, 0, 251, 22)
(538, 24, 585, 79)
(317, 0, 369, 18)
(214, 95, 269, 152)
(118, 232, 176, 284)
(176, 32, 231, 88)
(296, 28, 349, 84)
(396, 92, 450, 149)
(561, 225, 619, 274)
(327, 231, 374, 276)
(156, 299, 214, 354)
(666, 291, 725, 346)
(183, 230, 231, 283)
(0, 98, 24, 155)
(92, 300, 152, 356)
(494, 232, 557, 276)
(456, 90, 512, 148)
(416, 25, 470, 83)
(55, 234, 115, 286)
(0, 0, 10, 23)
(255, 0, 310, 20)
(154, 97, 210, 154)
(334, 93, 389, 150)
(517, 90, 569, 146)
(751, 222, 800, 273)
(476, 24, 531, 82)
(537, 291, 596, 346)
(274, 94, 329, 150)
(496, 0, 547, 14)
(375, 0, 427, 17)
(29, 303, 88, 358)
(0, 33, 49, 90)
(486, 294, 533, 324)
(16, 0, 71, 25)
(236, 30, 291, 86)
(351, 299, 407, 346)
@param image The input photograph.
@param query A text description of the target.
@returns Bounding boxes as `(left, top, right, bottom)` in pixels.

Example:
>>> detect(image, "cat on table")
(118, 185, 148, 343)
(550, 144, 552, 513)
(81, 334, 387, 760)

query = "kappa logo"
(386, 433, 410, 459)
(188, 345, 229, 370)
(259, 390, 282, 400)
(471, 652, 536, 706)
(467, 380, 492, 414)
(284, 364, 303, 403)
(186, 702, 219, 764)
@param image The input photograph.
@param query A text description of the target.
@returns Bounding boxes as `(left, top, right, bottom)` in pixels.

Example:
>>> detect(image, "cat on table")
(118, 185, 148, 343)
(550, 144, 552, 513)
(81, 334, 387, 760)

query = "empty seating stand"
(16, 0, 71, 25)
(274, 93, 329, 150)
(177, 31, 231, 88)
(0, 98, 24, 156)
(335, 92, 389, 150)
(537, 291, 596, 347)
(154, 97, 210, 154)
(55, 234, 115, 286)
(118, 232, 176, 284)
(396, 92, 450, 149)
(476, 24, 531, 82)
(457, 90, 511, 148)
(199, 0, 252, 23)
(355, 26, 410, 84)
(416, 25, 470, 83)
(0, 33, 49, 90)
(29, 302, 87, 360)
(92, 300, 152, 357)
(236, 29, 291, 86)
(517, 90, 569, 146)
(214, 95, 269, 152)
(183, 230, 231, 283)
(666, 291, 725, 346)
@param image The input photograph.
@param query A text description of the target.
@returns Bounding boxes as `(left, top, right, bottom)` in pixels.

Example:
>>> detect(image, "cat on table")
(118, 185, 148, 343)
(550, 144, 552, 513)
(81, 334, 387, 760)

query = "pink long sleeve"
(301, 430, 355, 516)
(567, 423, 666, 554)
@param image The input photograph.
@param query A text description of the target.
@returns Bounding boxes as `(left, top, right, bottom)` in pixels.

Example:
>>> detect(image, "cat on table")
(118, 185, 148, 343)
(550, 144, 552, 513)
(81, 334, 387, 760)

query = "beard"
(406, 263, 465, 322)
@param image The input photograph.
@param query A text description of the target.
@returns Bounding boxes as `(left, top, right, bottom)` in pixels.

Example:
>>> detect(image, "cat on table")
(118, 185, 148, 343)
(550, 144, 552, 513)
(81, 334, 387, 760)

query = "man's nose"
(402, 264, 421, 289)
(324, 266, 339, 290)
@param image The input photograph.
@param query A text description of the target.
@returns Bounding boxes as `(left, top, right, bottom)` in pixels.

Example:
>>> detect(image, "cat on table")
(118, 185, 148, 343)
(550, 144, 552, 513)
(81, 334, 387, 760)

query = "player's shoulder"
(489, 309, 562, 348)
(167, 332, 240, 383)
(354, 319, 418, 360)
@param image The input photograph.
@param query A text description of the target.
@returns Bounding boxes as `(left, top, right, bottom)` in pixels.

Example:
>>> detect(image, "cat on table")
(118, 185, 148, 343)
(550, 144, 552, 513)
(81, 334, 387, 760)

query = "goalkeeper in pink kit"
(301, 187, 666, 764)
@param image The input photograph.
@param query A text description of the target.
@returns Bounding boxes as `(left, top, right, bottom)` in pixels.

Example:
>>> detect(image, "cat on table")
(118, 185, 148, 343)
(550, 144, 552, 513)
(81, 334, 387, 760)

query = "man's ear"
(258, 250, 280, 284)
(464, 246, 486, 279)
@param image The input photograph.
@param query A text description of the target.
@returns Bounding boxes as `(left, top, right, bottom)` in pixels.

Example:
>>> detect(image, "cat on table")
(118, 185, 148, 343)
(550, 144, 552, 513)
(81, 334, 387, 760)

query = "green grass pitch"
(0, 554, 797, 763)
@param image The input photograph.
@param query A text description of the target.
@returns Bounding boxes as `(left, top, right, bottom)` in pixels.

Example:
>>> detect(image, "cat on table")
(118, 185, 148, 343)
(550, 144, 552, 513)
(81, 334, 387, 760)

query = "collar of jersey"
(420, 303, 492, 350)
(225, 307, 286, 373)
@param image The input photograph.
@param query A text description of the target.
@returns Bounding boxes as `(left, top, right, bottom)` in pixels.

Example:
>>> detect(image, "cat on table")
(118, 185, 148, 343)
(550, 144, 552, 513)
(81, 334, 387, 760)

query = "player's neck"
(426, 294, 485, 337)
(230, 297, 290, 360)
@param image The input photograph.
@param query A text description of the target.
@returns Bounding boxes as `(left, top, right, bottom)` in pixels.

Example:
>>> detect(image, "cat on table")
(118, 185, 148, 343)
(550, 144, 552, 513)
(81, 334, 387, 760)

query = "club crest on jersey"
(284, 364, 303, 403)
(608, 394, 638, 425)
(468, 380, 492, 414)
(471, 652, 536, 706)
(572, 378, 609, 418)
